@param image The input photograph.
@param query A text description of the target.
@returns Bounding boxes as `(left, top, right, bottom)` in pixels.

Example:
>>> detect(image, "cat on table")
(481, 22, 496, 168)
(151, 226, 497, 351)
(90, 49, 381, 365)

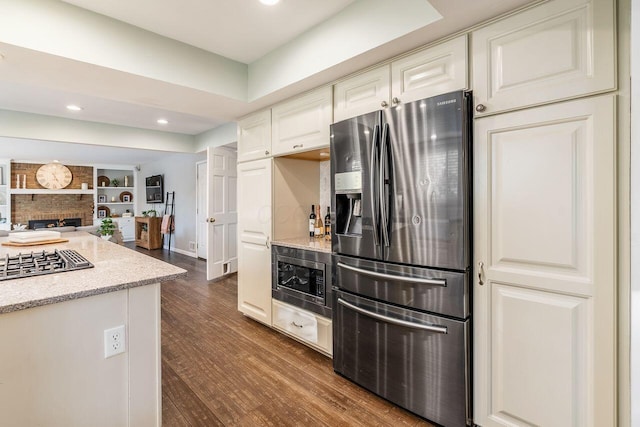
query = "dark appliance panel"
(333, 290, 470, 427)
(335, 254, 469, 319)
(383, 91, 472, 270)
(272, 245, 332, 318)
(330, 110, 382, 261)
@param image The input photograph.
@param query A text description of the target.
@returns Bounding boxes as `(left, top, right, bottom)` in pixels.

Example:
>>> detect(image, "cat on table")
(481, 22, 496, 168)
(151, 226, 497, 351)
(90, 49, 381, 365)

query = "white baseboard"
(164, 245, 197, 258)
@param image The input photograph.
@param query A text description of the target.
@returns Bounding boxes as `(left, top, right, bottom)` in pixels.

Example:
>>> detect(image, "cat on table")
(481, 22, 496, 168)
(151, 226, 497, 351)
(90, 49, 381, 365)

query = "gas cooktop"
(0, 249, 94, 281)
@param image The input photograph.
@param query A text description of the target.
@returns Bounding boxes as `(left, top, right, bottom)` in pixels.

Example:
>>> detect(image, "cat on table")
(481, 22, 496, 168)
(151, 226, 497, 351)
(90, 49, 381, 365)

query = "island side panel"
(128, 282, 162, 427)
(0, 289, 129, 427)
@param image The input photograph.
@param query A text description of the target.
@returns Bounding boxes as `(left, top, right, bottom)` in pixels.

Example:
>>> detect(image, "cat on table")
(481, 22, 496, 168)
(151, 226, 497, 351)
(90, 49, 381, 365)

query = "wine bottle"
(309, 205, 316, 238)
(324, 207, 331, 240)
(314, 205, 323, 238)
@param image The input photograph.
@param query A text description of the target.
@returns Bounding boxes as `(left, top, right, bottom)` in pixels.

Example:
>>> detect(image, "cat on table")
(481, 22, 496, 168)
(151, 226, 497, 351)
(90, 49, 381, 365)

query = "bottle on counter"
(314, 205, 323, 238)
(309, 204, 316, 238)
(324, 206, 331, 240)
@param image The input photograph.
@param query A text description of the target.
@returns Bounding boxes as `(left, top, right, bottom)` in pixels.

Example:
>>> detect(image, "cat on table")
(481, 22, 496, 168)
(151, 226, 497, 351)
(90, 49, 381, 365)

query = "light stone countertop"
(0, 231, 187, 314)
(271, 236, 332, 253)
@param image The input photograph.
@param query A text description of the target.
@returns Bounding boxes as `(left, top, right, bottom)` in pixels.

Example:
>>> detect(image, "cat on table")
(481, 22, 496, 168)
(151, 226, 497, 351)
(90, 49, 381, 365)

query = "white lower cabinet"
(237, 159, 272, 326)
(113, 217, 134, 242)
(272, 299, 332, 356)
(473, 95, 616, 426)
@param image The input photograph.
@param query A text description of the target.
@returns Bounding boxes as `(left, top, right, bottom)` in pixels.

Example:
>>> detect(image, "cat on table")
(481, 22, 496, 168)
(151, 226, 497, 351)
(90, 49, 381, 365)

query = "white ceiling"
(61, 0, 359, 64)
(0, 0, 535, 165)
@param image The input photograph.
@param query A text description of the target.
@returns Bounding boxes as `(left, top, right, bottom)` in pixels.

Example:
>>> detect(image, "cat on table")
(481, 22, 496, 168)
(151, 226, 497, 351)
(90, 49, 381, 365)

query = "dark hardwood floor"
(127, 245, 432, 427)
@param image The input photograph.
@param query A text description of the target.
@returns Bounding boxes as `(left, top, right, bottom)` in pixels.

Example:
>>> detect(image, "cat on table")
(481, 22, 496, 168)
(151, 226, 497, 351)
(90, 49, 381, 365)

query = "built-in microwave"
(272, 245, 332, 318)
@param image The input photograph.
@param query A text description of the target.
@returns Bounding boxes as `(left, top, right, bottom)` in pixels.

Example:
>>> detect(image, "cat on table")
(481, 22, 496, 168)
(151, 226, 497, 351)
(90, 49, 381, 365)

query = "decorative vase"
(101, 235, 112, 241)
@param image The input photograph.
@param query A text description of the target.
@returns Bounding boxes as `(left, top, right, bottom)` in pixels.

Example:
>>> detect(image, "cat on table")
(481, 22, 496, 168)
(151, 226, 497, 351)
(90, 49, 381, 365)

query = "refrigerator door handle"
(379, 122, 390, 247)
(337, 297, 448, 334)
(370, 124, 380, 246)
(337, 261, 447, 286)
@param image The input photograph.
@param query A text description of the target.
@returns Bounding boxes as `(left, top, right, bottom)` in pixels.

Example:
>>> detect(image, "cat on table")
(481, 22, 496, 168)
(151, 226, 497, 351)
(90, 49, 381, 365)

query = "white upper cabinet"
(333, 66, 391, 123)
(271, 86, 333, 156)
(237, 110, 272, 163)
(333, 35, 468, 122)
(391, 35, 468, 105)
(471, 0, 615, 116)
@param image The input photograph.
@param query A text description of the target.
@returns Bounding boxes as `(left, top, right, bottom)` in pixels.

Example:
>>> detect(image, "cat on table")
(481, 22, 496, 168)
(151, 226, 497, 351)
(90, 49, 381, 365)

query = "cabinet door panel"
(489, 284, 589, 427)
(473, 96, 615, 426)
(391, 35, 468, 105)
(237, 159, 272, 325)
(333, 66, 390, 122)
(238, 110, 271, 163)
(271, 86, 332, 156)
(472, 0, 615, 116)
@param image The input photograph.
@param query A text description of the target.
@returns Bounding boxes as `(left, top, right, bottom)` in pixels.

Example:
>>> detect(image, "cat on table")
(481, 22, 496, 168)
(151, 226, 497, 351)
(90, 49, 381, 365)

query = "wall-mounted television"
(145, 175, 164, 203)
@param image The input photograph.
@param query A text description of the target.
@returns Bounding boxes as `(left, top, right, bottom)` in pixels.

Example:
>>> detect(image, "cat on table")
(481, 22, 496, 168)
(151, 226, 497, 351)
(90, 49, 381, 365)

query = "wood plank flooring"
(128, 245, 432, 427)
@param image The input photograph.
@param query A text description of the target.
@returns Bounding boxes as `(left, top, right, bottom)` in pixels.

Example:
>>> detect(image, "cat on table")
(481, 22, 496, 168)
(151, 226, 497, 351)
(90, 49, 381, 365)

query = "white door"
(237, 158, 272, 325)
(473, 96, 616, 426)
(196, 161, 207, 259)
(206, 147, 238, 281)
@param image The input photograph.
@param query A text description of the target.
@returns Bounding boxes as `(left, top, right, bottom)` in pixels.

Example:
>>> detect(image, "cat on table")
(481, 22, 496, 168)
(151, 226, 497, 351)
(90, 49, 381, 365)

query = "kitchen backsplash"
(319, 160, 330, 213)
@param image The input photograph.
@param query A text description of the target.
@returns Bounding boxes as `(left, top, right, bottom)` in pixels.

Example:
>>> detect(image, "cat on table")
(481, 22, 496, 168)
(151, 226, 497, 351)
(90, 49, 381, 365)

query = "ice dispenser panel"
(335, 171, 363, 236)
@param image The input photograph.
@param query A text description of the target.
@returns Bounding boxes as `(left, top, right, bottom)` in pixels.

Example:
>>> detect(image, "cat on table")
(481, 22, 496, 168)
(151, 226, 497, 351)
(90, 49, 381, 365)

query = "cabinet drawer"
(271, 86, 332, 156)
(272, 300, 332, 356)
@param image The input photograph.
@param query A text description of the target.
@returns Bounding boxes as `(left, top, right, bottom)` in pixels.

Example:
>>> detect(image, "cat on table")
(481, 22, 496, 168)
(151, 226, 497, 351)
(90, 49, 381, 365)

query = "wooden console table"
(134, 216, 162, 250)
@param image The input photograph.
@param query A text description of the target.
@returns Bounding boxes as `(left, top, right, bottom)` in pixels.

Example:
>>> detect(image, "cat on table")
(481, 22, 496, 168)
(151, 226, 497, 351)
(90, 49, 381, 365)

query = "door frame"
(196, 160, 207, 259)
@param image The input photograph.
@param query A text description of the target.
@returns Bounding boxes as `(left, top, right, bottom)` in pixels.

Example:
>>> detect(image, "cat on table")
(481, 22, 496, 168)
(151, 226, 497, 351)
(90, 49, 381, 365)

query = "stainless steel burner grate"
(0, 249, 94, 281)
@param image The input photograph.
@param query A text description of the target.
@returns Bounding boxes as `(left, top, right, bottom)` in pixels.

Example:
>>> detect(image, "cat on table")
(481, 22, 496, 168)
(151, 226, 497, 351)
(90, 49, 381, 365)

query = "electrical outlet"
(104, 325, 126, 358)
(189, 241, 196, 251)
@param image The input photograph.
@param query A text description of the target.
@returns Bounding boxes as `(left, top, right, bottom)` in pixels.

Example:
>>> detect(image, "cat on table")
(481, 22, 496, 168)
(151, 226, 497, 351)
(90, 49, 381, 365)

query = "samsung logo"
(436, 99, 457, 106)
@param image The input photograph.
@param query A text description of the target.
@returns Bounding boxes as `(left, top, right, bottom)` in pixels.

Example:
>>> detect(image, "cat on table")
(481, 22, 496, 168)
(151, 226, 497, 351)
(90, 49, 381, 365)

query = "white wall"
(136, 151, 206, 256)
(247, 0, 441, 101)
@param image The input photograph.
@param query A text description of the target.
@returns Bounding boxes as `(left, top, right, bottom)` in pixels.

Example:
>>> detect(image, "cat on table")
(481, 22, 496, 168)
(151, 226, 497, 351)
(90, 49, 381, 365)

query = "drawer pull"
(291, 321, 304, 328)
(293, 144, 304, 149)
(337, 262, 446, 286)
(337, 298, 447, 334)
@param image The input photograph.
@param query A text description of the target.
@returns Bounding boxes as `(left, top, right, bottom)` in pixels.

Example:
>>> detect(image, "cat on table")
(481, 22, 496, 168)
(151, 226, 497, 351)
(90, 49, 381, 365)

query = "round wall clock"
(36, 162, 73, 189)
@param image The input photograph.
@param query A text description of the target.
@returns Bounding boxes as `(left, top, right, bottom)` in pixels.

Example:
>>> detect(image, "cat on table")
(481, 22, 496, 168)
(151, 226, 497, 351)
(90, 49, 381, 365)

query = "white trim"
(631, 0, 640, 425)
(164, 245, 198, 258)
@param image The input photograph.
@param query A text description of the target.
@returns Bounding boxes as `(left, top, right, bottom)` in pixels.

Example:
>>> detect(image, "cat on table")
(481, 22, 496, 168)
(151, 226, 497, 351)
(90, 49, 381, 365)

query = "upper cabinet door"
(472, 0, 615, 117)
(237, 110, 272, 163)
(333, 35, 468, 122)
(333, 65, 391, 123)
(391, 35, 468, 105)
(271, 86, 333, 156)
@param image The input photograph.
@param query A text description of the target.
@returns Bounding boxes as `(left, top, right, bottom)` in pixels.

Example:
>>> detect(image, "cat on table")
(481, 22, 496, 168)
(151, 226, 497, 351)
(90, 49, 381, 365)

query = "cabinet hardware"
(475, 104, 487, 113)
(291, 321, 304, 328)
(381, 100, 388, 108)
(265, 150, 270, 155)
(293, 144, 304, 149)
(392, 97, 400, 105)
(478, 261, 484, 286)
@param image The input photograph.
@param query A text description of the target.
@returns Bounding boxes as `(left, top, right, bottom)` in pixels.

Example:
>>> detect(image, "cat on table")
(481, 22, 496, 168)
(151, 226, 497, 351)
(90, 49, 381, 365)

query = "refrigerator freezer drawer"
(333, 290, 470, 427)
(334, 255, 469, 319)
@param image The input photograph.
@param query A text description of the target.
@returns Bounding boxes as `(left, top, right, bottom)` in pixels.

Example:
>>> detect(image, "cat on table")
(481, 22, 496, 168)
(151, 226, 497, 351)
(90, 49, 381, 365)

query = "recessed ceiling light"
(66, 105, 82, 111)
(260, 0, 280, 5)
(157, 119, 169, 125)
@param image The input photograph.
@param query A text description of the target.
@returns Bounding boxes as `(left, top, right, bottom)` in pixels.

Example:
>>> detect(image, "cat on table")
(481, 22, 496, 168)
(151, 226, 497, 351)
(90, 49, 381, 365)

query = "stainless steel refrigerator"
(331, 91, 472, 427)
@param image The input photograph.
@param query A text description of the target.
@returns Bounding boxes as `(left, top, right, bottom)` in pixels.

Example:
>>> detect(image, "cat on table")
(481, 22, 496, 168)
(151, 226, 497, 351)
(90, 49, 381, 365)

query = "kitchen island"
(0, 231, 186, 427)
